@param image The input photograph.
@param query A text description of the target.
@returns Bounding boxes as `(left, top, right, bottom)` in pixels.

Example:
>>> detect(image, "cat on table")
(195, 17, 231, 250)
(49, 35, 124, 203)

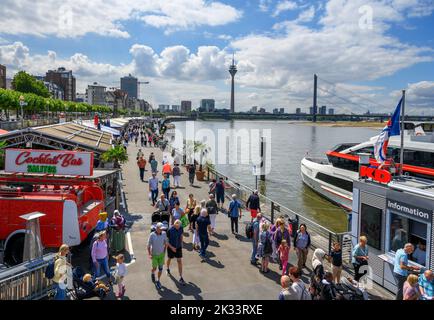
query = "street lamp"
(19, 95, 28, 128)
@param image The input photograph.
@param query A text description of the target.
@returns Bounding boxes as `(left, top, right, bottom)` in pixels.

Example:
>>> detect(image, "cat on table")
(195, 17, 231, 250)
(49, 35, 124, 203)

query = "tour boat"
(301, 122, 434, 211)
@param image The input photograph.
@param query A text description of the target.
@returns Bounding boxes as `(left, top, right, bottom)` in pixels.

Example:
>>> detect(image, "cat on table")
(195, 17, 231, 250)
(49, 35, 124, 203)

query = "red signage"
(5, 149, 93, 176)
(360, 166, 392, 184)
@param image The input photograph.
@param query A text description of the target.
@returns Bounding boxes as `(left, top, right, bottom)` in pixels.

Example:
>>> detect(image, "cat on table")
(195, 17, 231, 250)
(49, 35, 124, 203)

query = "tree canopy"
(11, 71, 50, 98)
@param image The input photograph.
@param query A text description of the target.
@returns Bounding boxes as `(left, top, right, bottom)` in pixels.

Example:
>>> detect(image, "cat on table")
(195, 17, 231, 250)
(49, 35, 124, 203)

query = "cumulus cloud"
(0, 0, 242, 38)
(273, 1, 299, 17)
(391, 81, 434, 110)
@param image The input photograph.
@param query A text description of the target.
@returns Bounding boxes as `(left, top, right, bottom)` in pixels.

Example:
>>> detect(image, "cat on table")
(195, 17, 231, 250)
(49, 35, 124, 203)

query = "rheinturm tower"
(229, 54, 238, 113)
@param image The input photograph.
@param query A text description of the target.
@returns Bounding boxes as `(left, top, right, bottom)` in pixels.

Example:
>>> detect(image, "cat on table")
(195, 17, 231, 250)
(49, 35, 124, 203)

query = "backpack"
(263, 233, 273, 255)
(206, 202, 217, 215)
(246, 222, 254, 239)
(296, 282, 312, 300)
(45, 258, 56, 280)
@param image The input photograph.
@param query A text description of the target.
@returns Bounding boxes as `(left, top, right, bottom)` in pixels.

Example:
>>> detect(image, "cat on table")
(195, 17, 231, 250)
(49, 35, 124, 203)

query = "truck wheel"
(5, 235, 25, 266)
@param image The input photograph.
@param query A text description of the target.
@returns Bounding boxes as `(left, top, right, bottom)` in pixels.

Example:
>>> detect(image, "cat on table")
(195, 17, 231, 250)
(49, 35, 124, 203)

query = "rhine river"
(171, 120, 378, 232)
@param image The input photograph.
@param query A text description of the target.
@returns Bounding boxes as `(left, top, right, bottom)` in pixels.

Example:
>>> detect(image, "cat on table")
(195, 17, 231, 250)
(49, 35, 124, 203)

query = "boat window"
(360, 204, 382, 250)
(349, 146, 374, 156)
(388, 213, 428, 267)
(315, 172, 353, 192)
(327, 155, 359, 172)
(388, 147, 434, 170)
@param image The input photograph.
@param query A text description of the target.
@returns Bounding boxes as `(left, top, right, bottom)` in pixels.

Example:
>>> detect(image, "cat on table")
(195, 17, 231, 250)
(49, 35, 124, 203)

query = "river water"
(170, 120, 378, 232)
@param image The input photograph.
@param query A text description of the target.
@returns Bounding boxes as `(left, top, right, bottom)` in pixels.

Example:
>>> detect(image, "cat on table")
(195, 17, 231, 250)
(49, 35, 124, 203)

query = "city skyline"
(0, 1, 433, 114)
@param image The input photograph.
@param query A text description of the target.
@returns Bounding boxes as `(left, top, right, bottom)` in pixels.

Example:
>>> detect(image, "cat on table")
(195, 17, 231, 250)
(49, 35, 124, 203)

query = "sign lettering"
(359, 166, 392, 184)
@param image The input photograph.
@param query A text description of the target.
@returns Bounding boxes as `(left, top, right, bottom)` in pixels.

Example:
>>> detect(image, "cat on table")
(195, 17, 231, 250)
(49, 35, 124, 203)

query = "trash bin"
(110, 229, 125, 254)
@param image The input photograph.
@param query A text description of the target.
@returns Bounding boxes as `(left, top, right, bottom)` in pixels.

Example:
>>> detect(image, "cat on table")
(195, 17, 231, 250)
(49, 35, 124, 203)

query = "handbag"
(180, 215, 189, 228)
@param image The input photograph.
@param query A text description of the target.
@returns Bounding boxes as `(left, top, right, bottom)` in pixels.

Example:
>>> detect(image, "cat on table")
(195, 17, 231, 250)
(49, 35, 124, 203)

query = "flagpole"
(399, 90, 406, 175)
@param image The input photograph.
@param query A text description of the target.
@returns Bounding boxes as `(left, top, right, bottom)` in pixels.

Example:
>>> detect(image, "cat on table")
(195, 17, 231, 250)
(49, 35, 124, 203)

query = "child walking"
(328, 242, 343, 283)
(114, 254, 127, 299)
(277, 240, 290, 276)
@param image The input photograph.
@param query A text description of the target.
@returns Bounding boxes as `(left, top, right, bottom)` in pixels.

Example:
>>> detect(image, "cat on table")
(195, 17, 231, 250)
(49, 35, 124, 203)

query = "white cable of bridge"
(317, 87, 374, 113)
(316, 75, 391, 110)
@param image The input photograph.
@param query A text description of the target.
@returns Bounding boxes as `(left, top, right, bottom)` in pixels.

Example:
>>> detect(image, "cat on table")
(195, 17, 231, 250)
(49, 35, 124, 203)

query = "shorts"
(216, 193, 225, 203)
(115, 275, 124, 285)
(250, 209, 258, 218)
(167, 247, 183, 259)
(152, 252, 165, 268)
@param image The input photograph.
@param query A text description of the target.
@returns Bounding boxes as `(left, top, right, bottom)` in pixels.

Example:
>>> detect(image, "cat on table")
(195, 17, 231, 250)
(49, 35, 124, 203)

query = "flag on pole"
(374, 98, 403, 163)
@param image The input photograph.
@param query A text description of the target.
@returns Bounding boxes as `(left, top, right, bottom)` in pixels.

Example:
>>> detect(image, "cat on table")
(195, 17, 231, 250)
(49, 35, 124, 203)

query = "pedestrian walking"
(250, 212, 262, 265)
(191, 205, 201, 251)
(141, 135, 145, 147)
(162, 175, 171, 199)
(114, 254, 127, 298)
(274, 219, 291, 270)
(228, 194, 242, 235)
(310, 248, 326, 299)
(185, 194, 197, 231)
(328, 242, 343, 283)
(148, 222, 168, 290)
(393, 243, 420, 300)
(205, 193, 218, 235)
(150, 157, 158, 174)
(212, 177, 230, 209)
(162, 161, 172, 178)
(137, 156, 147, 181)
(293, 224, 311, 271)
(91, 231, 112, 284)
(258, 222, 272, 273)
(148, 172, 159, 206)
(53, 244, 72, 300)
(277, 240, 290, 276)
(188, 163, 196, 186)
(352, 236, 369, 282)
(169, 190, 180, 213)
(196, 206, 212, 259)
(246, 190, 261, 220)
(171, 201, 184, 225)
(166, 220, 186, 285)
(155, 194, 170, 212)
(136, 148, 144, 160)
(134, 135, 138, 146)
(172, 163, 181, 188)
(278, 267, 311, 300)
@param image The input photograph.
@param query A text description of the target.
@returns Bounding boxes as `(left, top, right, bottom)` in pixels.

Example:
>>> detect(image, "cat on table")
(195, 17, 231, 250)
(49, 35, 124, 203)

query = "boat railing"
(0, 253, 56, 300)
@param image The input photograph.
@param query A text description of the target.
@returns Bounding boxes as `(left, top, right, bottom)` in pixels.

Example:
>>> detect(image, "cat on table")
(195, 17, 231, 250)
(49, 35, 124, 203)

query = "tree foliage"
(11, 71, 50, 98)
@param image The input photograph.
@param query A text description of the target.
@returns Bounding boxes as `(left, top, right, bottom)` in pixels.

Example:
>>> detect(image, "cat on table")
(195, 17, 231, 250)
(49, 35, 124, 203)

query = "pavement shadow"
(201, 255, 225, 269)
(208, 239, 220, 247)
(235, 235, 252, 243)
(170, 274, 203, 300)
(260, 268, 283, 285)
(212, 233, 229, 241)
(157, 285, 184, 300)
(182, 242, 195, 252)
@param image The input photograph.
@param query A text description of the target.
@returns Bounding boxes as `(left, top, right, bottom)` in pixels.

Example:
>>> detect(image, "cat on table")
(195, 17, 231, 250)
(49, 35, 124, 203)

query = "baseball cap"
(156, 222, 164, 229)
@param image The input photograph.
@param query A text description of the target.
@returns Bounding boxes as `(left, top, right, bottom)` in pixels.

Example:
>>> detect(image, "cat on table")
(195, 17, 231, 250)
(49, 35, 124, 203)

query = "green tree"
(101, 145, 128, 168)
(0, 140, 7, 169)
(11, 71, 50, 98)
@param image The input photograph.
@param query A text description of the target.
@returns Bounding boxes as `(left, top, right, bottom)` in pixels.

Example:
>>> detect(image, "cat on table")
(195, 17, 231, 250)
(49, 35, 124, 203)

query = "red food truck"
(0, 149, 113, 265)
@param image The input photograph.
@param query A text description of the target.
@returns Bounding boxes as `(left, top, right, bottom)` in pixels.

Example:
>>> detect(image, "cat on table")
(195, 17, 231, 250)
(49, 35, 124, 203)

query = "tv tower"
(229, 53, 237, 113)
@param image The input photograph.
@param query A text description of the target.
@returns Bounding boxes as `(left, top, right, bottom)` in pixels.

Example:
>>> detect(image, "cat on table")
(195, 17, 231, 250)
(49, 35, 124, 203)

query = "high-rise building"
(0, 64, 6, 89)
(159, 104, 170, 112)
(328, 108, 335, 115)
(200, 99, 215, 112)
(250, 106, 258, 113)
(172, 105, 180, 112)
(45, 67, 76, 101)
(181, 101, 192, 113)
(120, 74, 138, 100)
(86, 82, 106, 106)
(279, 108, 285, 114)
(35, 76, 64, 100)
(106, 89, 128, 113)
(296, 108, 301, 114)
(319, 105, 327, 115)
(228, 54, 237, 113)
(309, 107, 314, 115)
(273, 108, 279, 114)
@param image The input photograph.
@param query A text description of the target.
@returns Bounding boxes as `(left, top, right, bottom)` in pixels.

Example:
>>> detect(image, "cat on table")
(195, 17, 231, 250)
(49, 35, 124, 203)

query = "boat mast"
(399, 90, 406, 175)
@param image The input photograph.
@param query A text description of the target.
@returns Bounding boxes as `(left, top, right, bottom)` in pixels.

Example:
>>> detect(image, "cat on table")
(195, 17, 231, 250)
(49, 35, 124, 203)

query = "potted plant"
(184, 140, 210, 181)
(101, 145, 128, 169)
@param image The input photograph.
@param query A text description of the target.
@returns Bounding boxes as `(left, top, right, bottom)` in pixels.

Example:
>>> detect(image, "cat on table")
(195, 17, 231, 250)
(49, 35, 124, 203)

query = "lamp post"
(19, 95, 27, 128)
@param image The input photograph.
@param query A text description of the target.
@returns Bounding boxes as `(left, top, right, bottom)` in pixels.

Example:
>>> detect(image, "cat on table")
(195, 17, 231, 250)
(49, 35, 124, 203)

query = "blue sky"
(0, 0, 433, 114)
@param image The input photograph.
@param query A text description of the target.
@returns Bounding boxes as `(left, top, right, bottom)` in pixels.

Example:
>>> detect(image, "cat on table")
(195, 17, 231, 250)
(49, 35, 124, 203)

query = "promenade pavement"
(77, 140, 393, 300)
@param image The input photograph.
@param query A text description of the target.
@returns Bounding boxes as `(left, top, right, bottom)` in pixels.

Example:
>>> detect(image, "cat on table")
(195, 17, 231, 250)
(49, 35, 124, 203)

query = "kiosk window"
(360, 204, 382, 250)
(389, 213, 428, 267)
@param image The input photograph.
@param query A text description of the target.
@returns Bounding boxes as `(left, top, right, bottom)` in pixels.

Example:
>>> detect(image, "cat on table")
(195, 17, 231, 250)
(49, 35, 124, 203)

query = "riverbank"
(290, 121, 385, 129)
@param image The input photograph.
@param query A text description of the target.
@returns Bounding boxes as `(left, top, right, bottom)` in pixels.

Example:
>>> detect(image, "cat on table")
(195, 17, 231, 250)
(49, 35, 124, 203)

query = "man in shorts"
(246, 190, 261, 220)
(147, 222, 167, 290)
(166, 220, 186, 285)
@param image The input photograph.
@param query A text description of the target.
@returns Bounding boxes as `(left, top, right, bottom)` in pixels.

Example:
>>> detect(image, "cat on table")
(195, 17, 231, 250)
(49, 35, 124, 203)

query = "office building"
(273, 108, 279, 114)
(328, 108, 335, 115)
(309, 107, 314, 115)
(319, 105, 327, 115)
(181, 101, 192, 113)
(200, 99, 215, 112)
(35, 76, 64, 100)
(45, 67, 76, 101)
(296, 108, 301, 114)
(76, 93, 86, 103)
(0, 64, 6, 89)
(172, 105, 180, 113)
(279, 108, 285, 114)
(159, 104, 170, 112)
(86, 82, 106, 106)
(250, 106, 258, 113)
(120, 74, 138, 100)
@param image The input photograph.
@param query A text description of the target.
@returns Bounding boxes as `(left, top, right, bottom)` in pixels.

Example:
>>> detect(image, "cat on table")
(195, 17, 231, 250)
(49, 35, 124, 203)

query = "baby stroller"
(70, 266, 108, 300)
(151, 210, 169, 232)
(335, 277, 368, 300)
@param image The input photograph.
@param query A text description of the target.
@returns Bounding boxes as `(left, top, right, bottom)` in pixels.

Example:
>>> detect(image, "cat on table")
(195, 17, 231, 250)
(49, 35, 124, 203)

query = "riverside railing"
(0, 253, 56, 300)
(166, 144, 353, 264)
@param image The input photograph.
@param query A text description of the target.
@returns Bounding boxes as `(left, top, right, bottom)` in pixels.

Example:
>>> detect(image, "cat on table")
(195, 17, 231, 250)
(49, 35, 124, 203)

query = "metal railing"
(166, 143, 353, 263)
(0, 253, 55, 300)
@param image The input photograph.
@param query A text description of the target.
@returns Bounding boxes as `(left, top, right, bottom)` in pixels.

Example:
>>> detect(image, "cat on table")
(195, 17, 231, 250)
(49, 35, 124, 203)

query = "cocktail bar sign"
(5, 149, 93, 176)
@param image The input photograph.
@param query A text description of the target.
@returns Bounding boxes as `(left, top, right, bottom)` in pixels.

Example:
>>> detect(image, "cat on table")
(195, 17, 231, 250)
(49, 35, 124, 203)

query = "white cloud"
(0, 0, 242, 38)
(259, 0, 273, 12)
(273, 1, 298, 17)
(391, 81, 434, 110)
